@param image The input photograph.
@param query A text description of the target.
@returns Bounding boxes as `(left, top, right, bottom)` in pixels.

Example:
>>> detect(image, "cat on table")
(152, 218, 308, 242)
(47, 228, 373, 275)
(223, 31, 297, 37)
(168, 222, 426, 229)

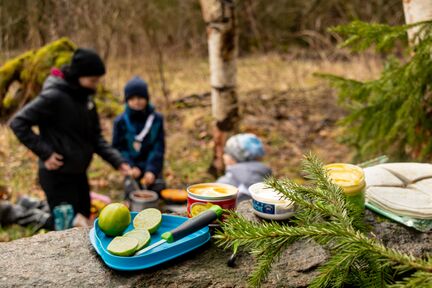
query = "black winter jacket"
(9, 75, 124, 173)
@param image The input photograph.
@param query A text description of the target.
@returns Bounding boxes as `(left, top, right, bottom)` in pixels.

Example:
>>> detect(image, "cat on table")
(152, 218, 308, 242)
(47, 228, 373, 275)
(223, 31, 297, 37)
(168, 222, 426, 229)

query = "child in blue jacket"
(113, 77, 165, 198)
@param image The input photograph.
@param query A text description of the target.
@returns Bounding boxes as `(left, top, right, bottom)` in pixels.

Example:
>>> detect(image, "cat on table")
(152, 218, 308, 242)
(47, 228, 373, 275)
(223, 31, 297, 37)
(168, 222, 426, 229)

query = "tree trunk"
(402, 0, 432, 158)
(402, 0, 432, 45)
(199, 0, 240, 176)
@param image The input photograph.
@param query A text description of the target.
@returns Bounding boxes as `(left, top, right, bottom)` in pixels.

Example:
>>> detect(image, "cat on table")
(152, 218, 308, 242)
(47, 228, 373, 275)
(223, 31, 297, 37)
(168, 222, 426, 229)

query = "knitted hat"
(224, 133, 265, 162)
(124, 76, 149, 102)
(68, 48, 106, 78)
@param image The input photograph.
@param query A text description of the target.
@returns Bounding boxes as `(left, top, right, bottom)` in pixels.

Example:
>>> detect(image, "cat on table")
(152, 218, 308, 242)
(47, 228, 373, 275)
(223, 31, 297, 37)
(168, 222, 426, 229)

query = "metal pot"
(129, 190, 159, 212)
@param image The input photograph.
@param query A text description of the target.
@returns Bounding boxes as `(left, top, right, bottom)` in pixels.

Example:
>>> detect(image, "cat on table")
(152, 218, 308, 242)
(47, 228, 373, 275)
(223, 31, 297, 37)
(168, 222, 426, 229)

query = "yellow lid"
(324, 163, 365, 195)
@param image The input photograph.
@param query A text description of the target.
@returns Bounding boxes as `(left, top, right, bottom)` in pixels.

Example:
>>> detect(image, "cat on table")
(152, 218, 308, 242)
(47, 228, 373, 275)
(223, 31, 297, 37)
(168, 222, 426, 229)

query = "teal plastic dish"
(89, 213, 211, 271)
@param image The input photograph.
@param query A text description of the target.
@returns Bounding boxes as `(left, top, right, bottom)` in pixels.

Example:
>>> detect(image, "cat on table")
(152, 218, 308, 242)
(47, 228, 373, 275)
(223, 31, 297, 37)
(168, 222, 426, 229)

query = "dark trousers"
(38, 169, 91, 218)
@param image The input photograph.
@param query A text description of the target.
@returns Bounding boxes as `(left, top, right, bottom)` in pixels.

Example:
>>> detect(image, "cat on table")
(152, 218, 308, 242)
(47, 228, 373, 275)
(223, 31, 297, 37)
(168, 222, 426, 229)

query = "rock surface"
(0, 201, 430, 288)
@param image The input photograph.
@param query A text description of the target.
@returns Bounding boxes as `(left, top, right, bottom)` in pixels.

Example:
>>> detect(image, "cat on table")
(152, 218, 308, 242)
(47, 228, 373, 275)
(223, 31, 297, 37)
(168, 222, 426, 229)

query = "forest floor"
(0, 52, 383, 241)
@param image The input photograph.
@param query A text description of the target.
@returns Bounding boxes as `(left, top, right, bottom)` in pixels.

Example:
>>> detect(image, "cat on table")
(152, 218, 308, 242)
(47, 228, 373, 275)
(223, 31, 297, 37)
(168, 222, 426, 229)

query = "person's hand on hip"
(44, 152, 64, 170)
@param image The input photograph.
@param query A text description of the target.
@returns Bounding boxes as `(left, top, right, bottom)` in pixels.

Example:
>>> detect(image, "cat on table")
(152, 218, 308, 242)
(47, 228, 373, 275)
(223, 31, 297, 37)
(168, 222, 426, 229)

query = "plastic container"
(249, 182, 295, 220)
(324, 163, 366, 210)
(129, 190, 159, 212)
(89, 213, 210, 271)
(187, 183, 238, 218)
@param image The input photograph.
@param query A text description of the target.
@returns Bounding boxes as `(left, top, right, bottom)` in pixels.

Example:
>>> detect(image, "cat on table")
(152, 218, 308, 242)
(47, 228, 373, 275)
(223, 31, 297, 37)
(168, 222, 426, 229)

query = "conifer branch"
(214, 154, 432, 287)
(317, 20, 432, 161)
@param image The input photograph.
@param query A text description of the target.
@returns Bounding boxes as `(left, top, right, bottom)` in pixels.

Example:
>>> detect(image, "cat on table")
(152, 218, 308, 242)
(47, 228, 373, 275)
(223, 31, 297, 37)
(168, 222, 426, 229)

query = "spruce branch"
(318, 20, 432, 161)
(215, 154, 432, 287)
(330, 20, 432, 52)
(247, 238, 295, 287)
(390, 270, 432, 288)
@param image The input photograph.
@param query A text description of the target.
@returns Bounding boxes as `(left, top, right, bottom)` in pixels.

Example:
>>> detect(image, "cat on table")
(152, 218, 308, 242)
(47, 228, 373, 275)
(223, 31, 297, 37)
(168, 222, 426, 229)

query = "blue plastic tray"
(89, 213, 211, 271)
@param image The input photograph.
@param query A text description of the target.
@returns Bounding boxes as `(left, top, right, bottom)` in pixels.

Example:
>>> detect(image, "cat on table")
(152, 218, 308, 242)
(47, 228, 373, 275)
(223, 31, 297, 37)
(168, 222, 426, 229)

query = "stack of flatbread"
(364, 163, 432, 219)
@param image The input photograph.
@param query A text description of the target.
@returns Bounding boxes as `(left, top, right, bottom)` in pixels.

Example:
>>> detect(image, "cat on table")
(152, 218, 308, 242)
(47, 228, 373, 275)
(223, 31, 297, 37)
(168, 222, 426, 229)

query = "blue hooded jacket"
(112, 104, 165, 177)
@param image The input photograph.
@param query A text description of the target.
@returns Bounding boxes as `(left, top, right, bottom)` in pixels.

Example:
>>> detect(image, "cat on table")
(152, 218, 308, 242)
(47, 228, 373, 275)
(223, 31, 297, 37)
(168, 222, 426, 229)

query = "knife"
(135, 205, 223, 255)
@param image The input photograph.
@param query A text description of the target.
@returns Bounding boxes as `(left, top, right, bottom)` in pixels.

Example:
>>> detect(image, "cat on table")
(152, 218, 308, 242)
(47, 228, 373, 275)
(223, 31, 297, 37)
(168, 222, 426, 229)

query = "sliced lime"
(123, 229, 151, 250)
(107, 236, 138, 256)
(133, 208, 162, 233)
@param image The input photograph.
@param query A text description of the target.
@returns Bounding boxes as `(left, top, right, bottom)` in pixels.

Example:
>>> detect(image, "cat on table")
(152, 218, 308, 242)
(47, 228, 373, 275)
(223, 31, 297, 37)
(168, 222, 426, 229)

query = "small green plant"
(317, 20, 432, 161)
(215, 153, 432, 287)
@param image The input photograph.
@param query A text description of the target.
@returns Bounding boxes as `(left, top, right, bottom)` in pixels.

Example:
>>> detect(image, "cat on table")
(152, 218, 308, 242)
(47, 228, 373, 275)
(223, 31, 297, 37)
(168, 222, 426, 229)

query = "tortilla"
(364, 166, 405, 187)
(378, 163, 432, 183)
(366, 186, 432, 218)
(408, 178, 432, 197)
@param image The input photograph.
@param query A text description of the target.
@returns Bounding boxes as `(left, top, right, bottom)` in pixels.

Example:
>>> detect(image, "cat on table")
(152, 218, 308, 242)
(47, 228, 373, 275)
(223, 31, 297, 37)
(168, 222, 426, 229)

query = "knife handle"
(161, 205, 223, 243)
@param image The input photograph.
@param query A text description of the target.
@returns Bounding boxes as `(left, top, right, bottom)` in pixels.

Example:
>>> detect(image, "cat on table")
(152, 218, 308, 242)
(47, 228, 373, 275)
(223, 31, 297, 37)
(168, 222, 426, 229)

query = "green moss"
(95, 85, 123, 117)
(3, 91, 19, 109)
(54, 51, 74, 68)
(1, 38, 75, 97)
(0, 37, 120, 119)
(0, 37, 116, 119)
(0, 51, 33, 94)
(22, 37, 75, 84)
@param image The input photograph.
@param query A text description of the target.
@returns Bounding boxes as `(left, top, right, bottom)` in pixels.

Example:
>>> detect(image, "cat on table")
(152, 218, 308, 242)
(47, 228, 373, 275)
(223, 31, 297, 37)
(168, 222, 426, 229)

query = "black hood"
(43, 75, 95, 101)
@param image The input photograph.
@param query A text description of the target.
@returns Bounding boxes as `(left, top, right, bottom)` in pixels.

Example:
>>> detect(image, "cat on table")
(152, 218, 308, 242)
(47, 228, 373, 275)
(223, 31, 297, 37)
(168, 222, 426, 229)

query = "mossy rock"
(0, 51, 33, 95)
(0, 37, 120, 119)
(20, 37, 76, 84)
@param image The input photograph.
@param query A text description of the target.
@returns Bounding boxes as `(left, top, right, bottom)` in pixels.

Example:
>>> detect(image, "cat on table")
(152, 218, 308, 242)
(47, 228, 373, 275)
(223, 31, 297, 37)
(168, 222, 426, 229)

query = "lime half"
(123, 229, 151, 250)
(133, 208, 162, 233)
(107, 236, 138, 256)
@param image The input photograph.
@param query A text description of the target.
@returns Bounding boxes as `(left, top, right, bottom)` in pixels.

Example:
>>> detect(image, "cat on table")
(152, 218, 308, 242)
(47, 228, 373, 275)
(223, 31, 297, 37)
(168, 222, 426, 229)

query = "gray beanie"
(224, 133, 265, 162)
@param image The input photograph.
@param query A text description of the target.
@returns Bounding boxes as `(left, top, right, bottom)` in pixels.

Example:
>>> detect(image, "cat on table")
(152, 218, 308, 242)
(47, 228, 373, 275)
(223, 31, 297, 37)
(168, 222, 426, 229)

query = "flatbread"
(366, 199, 432, 219)
(364, 166, 405, 187)
(378, 163, 432, 183)
(366, 186, 432, 218)
(408, 178, 432, 197)
(365, 163, 432, 219)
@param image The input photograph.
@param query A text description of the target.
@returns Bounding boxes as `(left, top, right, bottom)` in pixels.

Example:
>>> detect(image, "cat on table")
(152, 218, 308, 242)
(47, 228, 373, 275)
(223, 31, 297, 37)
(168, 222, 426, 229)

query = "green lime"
(98, 203, 131, 236)
(107, 236, 138, 256)
(123, 229, 151, 250)
(133, 208, 162, 233)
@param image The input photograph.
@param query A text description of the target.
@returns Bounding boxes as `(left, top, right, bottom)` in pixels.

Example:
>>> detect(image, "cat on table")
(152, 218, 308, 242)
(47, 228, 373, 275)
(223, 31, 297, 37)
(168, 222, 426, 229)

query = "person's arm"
(92, 106, 125, 169)
(9, 93, 56, 161)
(112, 117, 124, 151)
(216, 172, 239, 187)
(112, 117, 133, 163)
(143, 116, 165, 176)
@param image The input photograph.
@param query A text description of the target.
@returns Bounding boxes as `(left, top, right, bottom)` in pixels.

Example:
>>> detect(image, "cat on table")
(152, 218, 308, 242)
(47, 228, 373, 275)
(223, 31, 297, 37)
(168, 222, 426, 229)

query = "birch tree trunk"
(402, 0, 432, 44)
(402, 0, 432, 158)
(200, 0, 240, 175)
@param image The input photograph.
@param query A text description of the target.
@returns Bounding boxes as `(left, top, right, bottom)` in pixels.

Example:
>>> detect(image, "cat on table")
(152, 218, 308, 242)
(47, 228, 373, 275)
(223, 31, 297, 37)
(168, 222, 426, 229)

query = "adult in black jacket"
(9, 48, 130, 228)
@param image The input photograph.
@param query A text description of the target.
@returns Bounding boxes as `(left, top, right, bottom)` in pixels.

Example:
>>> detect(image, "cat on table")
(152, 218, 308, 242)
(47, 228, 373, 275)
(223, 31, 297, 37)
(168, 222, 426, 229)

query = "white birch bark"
(403, 0, 432, 44)
(200, 0, 239, 131)
(200, 0, 239, 174)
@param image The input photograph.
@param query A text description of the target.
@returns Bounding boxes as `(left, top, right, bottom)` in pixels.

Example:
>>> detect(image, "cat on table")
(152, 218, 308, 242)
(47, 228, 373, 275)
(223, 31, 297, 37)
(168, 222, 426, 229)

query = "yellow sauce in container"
(188, 184, 237, 199)
(324, 163, 365, 210)
(187, 183, 238, 218)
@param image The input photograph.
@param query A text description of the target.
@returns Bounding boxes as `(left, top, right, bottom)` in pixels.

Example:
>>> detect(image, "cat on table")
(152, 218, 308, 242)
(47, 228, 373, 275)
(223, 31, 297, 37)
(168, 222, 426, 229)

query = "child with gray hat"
(217, 133, 272, 202)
